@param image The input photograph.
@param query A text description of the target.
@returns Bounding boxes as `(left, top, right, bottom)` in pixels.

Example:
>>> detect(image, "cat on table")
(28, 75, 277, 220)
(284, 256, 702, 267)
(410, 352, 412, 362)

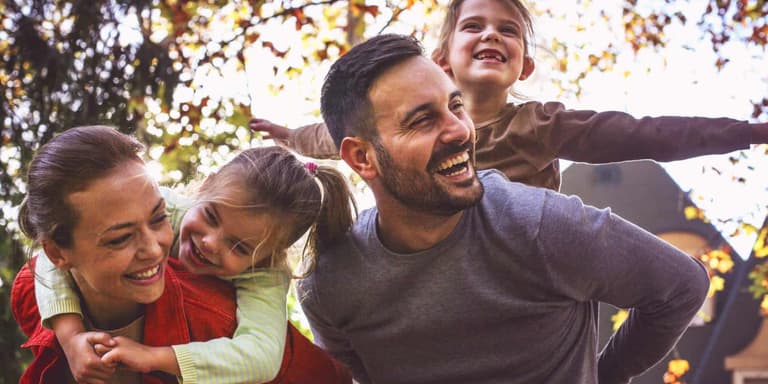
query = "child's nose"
(200, 235, 219, 255)
(481, 27, 501, 42)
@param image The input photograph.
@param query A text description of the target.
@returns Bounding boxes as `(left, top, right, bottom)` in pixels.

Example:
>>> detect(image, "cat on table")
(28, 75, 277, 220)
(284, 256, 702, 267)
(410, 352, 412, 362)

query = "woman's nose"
(138, 229, 164, 260)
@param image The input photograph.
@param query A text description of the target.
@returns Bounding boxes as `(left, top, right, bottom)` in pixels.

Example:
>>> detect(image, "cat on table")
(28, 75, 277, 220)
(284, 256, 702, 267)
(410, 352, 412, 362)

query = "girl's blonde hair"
(431, 0, 535, 68)
(195, 146, 356, 277)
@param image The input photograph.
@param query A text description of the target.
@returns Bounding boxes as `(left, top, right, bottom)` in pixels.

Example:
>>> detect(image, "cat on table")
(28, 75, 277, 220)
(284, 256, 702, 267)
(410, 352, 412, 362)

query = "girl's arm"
(249, 119, 339, 159)
(34, 254, 117, 382)
(170, 270, 289, 384)
(519, 101, 757, 163)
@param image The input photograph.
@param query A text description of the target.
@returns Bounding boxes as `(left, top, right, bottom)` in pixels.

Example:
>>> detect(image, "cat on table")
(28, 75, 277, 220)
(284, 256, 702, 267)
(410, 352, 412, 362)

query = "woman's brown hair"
(18, 125, 144, 248)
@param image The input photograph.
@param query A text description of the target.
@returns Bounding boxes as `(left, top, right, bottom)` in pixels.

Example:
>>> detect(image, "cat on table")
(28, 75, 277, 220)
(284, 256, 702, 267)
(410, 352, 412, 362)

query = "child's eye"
(461, 22, 481, 31)
(501, 26, 519, 36)
(204, 207, 218, 226)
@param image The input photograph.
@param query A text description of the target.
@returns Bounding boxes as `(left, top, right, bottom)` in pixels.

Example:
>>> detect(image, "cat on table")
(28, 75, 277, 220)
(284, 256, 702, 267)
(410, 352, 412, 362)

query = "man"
(297, 34, 709, 384)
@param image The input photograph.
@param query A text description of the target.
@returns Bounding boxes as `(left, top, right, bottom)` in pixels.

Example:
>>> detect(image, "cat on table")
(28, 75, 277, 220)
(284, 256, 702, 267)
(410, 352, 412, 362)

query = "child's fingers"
(93, 343, 113, 357)
(100, 349, 120, 366)
(85, 332, 116, 347)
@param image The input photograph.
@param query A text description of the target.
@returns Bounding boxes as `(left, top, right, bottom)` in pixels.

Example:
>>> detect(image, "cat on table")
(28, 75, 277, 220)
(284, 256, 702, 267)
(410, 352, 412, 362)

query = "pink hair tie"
(305, 161, 318, 175)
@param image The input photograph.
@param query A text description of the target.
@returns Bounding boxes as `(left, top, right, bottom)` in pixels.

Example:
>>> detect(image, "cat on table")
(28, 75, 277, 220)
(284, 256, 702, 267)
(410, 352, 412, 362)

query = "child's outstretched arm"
(249, 118, 339, 159)
(35, 254, 117, 382)
(519, 101, 767, 163)
(170, 270, 290, 384)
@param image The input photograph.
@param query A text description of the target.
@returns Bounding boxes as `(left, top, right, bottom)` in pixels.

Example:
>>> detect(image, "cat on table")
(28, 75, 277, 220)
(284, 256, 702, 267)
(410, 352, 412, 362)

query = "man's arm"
(535, 190, 709, 383)
(297, 279, 370, 383)
(249, 119, 339, 159)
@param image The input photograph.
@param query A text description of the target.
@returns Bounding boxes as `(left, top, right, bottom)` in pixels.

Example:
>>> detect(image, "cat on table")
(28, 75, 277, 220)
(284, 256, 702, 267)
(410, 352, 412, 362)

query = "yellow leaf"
(761, 295, 768, 316)
(668, 359, 690, 377)
(754, 228, 768, 258)
(684, 206, 700, 220)
(708, 275, 725, 297)
(611, 309, 629, 331)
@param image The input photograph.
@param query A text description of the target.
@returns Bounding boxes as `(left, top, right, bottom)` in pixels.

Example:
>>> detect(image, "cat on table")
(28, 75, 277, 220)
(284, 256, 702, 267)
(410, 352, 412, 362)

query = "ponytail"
(302, 165, 357, 276)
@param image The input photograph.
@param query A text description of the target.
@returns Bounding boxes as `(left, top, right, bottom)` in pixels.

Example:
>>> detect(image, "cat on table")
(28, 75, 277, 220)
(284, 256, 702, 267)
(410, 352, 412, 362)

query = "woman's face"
(55, 161, 173, 310)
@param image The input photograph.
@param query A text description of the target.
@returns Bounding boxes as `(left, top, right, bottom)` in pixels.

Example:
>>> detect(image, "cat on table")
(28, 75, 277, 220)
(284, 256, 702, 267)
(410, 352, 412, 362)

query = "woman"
(11, 126, 350, 384)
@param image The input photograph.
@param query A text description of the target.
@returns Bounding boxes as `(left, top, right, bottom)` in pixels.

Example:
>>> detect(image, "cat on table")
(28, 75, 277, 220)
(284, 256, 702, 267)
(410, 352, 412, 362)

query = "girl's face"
(178, 188, 274, 277)
(441, 0, 534, 95)
(50, 161, 173, 312)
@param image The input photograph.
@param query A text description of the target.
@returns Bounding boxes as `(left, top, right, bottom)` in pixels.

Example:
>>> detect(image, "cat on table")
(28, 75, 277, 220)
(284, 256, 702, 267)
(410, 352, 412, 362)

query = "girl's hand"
(249, 118, 291, 141)
(62, 331, 117, 383)
(100, 337, 180, 375)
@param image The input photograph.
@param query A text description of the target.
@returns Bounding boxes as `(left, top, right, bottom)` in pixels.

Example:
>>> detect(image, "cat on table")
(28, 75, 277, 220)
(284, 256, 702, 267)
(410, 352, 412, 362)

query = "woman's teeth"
(129, 265, 160, 279)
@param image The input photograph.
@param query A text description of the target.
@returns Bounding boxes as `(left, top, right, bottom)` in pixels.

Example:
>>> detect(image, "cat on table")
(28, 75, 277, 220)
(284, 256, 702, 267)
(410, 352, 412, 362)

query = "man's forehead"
(369, 57, 457, 114)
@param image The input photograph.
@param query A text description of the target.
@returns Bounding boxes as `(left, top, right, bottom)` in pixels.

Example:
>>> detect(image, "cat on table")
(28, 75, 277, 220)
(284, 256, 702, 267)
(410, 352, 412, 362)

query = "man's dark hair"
(320, 34, 424, 149)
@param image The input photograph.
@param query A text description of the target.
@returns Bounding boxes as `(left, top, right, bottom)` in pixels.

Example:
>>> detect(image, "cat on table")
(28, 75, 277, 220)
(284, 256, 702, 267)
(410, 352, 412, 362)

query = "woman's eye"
(151, 213, 168, 225)
(106, 234, 131, 247)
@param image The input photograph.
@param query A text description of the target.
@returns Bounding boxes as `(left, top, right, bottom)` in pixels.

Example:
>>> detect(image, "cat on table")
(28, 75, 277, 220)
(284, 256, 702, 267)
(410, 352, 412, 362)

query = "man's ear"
(519, 56, 535, 81)
(340, 137, 379, 181)
(42, 240, 72, 270)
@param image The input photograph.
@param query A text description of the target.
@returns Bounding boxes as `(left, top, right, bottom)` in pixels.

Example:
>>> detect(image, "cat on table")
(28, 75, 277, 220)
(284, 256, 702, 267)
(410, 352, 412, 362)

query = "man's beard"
(372, 139, 483, 217)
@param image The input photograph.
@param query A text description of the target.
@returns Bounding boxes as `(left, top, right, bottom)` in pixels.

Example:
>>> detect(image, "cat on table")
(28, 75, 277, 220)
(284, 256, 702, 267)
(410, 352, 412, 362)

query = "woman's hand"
(62, 331, 117, 384)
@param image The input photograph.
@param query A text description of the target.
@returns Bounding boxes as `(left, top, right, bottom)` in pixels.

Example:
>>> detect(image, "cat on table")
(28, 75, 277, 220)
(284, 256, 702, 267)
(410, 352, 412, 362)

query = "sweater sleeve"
(171, 270, 289, 384)
(34, 253, 83, 328)
(535, 191, 709, 384)
(520, 101, 752, 163)
(282, 122, 340, 160)
(297, 278, 370, 383)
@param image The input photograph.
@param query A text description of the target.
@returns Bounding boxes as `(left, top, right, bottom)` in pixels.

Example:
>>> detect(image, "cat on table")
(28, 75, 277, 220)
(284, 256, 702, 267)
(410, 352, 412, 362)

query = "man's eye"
(411, 115, 433, 128)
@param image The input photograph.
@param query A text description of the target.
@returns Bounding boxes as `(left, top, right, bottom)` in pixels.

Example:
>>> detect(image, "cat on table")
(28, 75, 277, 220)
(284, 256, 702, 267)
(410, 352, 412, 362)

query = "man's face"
(367, 56, 483, 216)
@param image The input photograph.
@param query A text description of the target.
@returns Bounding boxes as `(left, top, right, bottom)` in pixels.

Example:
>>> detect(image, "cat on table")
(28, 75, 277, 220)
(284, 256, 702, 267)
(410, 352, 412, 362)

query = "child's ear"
(433, 52, 453, 77)
(340, 137, 379, 181)
(519, 56, 535, 81)
(42, 240, 73, 270)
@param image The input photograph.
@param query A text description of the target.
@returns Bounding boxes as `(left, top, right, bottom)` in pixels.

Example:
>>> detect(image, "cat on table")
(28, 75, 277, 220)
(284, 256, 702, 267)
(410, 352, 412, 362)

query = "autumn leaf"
(754, 228, 768, 258)
(611, 309, 629, 331)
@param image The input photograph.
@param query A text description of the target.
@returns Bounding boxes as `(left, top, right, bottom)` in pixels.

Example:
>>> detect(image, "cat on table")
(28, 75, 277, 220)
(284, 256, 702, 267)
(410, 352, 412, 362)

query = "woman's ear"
(42, 240, 73, 270)
(340, 137, 379, 181)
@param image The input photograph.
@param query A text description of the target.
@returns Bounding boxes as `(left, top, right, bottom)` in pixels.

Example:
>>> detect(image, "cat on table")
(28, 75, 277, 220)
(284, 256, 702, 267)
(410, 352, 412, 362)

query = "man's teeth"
(129, 265, 160, 279)
(436, 153, 470, 174)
